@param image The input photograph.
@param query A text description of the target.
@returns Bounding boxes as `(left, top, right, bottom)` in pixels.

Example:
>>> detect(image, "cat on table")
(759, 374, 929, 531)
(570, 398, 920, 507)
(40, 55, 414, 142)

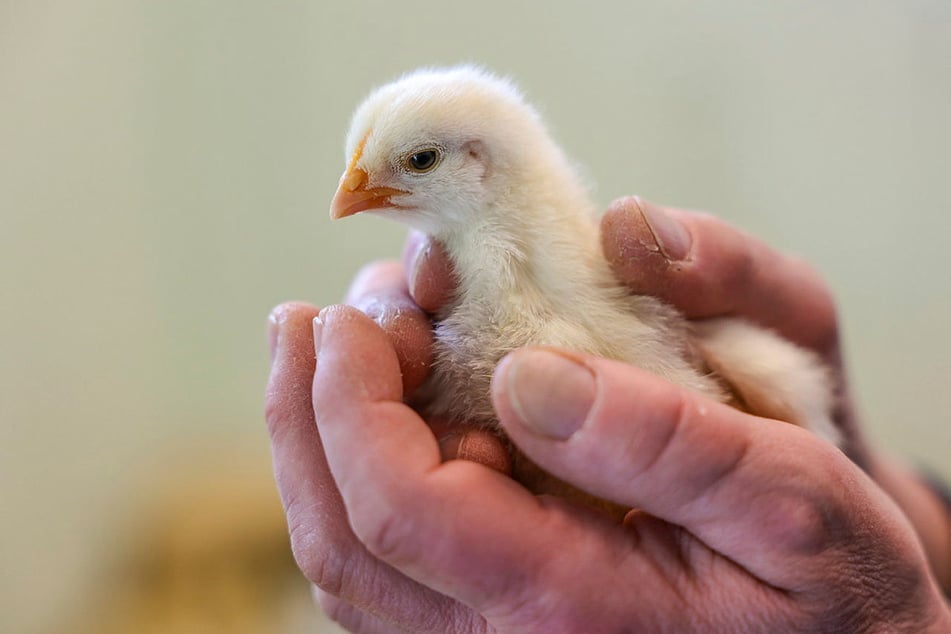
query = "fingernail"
(267, 306, 287, 363)
(312, 316, 324, 355)
(636, 197, 690, 261)
(506, 350, 595, 439)
(407, 238, 430, 301)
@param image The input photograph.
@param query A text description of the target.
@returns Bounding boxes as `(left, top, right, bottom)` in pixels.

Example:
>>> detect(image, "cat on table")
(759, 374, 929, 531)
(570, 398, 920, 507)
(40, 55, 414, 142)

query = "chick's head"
(330, 66, 548, 236)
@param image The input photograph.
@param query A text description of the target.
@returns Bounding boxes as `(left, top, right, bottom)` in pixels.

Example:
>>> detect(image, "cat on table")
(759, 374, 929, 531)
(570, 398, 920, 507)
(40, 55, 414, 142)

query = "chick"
(330, 67, 839, 505)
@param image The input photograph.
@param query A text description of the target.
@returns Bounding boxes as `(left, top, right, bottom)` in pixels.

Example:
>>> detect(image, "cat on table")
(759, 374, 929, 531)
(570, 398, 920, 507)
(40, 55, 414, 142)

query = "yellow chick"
(330, 66, 839, 504)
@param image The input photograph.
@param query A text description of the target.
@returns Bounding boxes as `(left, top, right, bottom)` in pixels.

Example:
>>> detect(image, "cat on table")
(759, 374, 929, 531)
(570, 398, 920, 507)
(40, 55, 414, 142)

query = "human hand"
(339, 258, 511, 473)
(406, 196, 858, 453)
(265, 197, 951, 630)
(406, 195, 951, 592)
(266, 301, 949, 632)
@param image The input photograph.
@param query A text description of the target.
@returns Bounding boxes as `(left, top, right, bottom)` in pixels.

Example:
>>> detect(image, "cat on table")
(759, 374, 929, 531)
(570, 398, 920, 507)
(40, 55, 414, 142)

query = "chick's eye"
(406, 149, 440, 173)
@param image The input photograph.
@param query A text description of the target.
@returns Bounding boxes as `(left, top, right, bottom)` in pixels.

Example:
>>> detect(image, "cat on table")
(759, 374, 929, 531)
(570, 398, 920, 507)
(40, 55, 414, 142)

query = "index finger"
(601, 197, 839, 354)
(313, 305, 708, 629)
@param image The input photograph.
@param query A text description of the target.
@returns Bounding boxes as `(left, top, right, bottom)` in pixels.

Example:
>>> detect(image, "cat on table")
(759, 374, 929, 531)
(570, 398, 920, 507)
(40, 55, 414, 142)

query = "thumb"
(490, 347, 908, 591)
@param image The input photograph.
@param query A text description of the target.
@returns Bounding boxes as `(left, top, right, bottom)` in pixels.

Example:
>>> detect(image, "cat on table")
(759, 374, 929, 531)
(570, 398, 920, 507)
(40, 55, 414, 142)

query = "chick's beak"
(330, 165, 408, 220)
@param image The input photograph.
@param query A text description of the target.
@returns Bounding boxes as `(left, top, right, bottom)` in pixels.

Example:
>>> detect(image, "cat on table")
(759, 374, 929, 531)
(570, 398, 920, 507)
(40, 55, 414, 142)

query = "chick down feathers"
(330, 66, 840, 509)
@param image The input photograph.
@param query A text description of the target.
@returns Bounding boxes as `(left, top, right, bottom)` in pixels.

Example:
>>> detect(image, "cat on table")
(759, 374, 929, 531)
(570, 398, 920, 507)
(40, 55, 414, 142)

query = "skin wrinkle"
(480, 498, 621, 632)
(293, 514, 351, 598)
(346, 496, 419, 592)
(342, 526, 432, 626)
(315, 562, 487, 634)
(825, 504, 935, 630)
(624, 382, 688, 483)
(315, 593, 393, 633)
(317, 415, 467, 622)
(429, 459, 551, 588)
(692, 449, 849, 593)
(683, 529, 797, 617)
(629, 411, 804, 599)
(621, 517, 698, 619)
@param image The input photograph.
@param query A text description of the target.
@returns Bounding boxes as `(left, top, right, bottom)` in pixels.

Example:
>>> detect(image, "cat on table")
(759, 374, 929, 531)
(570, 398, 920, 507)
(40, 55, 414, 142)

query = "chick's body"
(331, 67, 839, 502)
(425, 150, 723, 428)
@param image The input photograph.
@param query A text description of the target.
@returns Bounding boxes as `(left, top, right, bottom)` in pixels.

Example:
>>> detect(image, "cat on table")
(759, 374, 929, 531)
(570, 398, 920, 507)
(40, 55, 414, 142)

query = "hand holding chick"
(330, 67, 841, 510)
(265, 209, 951, 629)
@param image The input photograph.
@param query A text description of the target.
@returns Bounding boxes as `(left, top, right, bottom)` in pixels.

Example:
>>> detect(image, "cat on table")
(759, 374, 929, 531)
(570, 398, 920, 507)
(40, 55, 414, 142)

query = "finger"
(402, 231, 456, 314)
(491, 347, 916, 592)
(345, 260, 434, 394)
(266, 302, 349, 586)
(432, 422, 512, 475)
(313, 587, 405, 634)
(264, 303, 475, 633)
(347, 262, 509, 473)
(601, 197, 838, 353)
(314, 305, 714, 629)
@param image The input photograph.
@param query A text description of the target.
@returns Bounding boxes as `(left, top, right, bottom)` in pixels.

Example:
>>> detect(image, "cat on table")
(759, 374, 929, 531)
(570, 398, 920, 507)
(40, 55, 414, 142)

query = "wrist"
(869, 452, 951, 596)
(920, 469, 951, 600)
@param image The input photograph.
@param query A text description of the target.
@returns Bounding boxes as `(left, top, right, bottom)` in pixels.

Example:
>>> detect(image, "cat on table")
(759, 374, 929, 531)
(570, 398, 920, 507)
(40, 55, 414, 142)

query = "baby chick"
(330, 67, 839, 506)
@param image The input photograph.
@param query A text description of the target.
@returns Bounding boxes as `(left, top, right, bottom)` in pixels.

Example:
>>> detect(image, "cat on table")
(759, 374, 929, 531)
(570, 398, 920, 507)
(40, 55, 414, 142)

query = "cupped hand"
(406, 196, 951, 590)
(341, 259, 510, 472)
(265, 196, 951, 631)
(267, 302, 948, 632)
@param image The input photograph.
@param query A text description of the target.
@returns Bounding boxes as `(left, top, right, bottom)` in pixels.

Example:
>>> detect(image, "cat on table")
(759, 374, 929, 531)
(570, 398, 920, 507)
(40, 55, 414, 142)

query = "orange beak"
(330, 164, 408, 220)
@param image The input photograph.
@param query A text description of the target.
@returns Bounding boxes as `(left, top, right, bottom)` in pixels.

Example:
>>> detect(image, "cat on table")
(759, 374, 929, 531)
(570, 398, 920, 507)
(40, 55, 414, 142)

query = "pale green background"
(2, 1, 950, 632)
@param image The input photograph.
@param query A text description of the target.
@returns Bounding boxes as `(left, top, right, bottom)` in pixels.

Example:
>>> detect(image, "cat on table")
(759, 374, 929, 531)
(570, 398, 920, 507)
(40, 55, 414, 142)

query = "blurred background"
(2, 1, 950, 632)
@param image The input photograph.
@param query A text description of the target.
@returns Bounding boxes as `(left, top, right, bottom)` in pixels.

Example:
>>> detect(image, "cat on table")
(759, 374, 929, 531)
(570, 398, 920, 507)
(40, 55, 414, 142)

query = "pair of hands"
(266, 198, 950, 632)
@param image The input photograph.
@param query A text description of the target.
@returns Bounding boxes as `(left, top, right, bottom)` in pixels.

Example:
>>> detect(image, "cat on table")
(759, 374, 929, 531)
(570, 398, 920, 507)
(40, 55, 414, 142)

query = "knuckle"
(289, 518, 348, 595)
(287, 523, 323, 583)
(762, 489, 837, 557)
(758, 442, 851, 557)
(263, 392, 287, 437)
(264, 377, 314, 440)
(283, 492, 351, 595)
(353, 502, 418, 565)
